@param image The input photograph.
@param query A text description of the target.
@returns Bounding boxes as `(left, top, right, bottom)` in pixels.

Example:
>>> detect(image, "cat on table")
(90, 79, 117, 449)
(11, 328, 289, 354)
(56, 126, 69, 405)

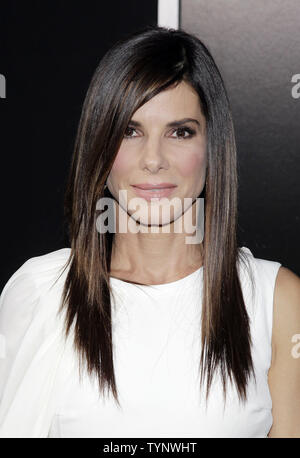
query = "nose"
(140, 136, 169, 173)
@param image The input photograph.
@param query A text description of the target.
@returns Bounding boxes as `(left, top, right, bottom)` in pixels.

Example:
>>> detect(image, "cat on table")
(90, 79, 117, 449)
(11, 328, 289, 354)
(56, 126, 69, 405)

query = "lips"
(131, 183, 177, 190)
(130, 183, 177, 201)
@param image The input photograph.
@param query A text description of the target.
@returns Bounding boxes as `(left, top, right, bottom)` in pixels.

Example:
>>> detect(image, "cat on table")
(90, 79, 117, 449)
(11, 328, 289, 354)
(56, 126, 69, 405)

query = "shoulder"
(10, 247, 71, 284)
(237, 246, 282, 309)
(268, 266, 300, 437)
(0, 248, 73, 434)
(274, 265, 300, 307)
(0, 247, 71, 328)
(238, 247, 300, 338)
(237, 247, 283, 356)
(238, 247, 300, 436)
(272, 266, 300, 362)
(238, 246, 282, 279)
(1, 247, 71, 291)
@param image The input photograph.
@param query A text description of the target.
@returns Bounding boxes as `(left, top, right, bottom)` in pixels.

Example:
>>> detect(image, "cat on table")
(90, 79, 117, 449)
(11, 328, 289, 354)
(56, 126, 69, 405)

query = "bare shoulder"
(272, 266, 300, 356)
(274, 266, 300, 305)
(268, 266, 300, 437)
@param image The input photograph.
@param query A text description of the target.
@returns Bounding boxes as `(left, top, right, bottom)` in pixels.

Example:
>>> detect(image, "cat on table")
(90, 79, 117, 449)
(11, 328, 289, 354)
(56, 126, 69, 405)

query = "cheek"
(110, 147, 132, 175)
(177, 151, 206, 178)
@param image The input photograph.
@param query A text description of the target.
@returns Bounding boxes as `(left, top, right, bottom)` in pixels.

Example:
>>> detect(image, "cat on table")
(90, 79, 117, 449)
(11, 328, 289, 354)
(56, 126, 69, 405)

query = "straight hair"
(58, 25, 256, 407)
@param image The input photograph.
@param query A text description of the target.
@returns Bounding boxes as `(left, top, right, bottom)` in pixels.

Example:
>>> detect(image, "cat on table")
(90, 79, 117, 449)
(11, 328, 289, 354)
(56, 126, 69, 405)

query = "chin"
(128, 203, 182, 229)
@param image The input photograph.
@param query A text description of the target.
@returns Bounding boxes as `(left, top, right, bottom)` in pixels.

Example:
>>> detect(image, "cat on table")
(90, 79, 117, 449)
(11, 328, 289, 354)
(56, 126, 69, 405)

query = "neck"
(109, 199, 204, 284)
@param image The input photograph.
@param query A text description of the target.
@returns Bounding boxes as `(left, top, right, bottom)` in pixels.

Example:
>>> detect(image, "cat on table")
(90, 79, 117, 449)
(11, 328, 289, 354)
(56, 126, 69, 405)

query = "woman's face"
(106, 80, 207, 227)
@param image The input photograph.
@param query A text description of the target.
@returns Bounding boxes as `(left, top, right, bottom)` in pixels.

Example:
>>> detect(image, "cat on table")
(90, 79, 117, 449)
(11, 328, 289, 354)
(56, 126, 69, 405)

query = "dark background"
(0, 0, 157, 288)
(181, 0, 300, 275)
(0, 0, 299, 290)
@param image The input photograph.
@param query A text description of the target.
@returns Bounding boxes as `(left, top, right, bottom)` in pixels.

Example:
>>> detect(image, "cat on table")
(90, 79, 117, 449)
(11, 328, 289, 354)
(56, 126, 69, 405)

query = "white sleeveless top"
(0, 246, 281, 438)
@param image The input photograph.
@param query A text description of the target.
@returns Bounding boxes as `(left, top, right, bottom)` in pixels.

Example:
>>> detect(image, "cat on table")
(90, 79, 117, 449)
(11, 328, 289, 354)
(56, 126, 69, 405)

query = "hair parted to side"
(58, 25, 256, 408)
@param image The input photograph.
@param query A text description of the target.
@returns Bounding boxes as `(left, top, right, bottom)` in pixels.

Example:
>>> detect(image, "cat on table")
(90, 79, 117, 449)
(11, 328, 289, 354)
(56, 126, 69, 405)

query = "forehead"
(132, 81, 204, 123)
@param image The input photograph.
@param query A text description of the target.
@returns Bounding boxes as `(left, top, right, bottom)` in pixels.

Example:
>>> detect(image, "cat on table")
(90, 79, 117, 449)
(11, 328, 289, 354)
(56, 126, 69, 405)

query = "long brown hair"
(58, 25, 255, 407)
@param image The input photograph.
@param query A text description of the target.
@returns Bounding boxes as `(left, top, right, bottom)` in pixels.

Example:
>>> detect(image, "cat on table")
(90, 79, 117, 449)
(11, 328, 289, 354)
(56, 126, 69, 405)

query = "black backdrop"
(0, 0, 157, 289)
(181, 0, 300, 276)
(1, 0, 299, 290)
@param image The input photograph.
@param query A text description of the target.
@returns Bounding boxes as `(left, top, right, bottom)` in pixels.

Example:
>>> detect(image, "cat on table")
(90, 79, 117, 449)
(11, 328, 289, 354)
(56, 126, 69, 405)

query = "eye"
(124, 126, 139, 139)
(171, 126, 196, 140)
(123, 125, 197, 140)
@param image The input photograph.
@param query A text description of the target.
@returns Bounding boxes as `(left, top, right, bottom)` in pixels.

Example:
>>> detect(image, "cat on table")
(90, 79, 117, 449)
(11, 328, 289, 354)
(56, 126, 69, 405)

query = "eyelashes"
(123, 126, 196, 140)
(171, 127, 196, 139)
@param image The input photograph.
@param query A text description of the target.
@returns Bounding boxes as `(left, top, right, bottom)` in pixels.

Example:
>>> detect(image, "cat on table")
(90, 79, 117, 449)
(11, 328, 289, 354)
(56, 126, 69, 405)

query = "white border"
(158, 0, 180, 29)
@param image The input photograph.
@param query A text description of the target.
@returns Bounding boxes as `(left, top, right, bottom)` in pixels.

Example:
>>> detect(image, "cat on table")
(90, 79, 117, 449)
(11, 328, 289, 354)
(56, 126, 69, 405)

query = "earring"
(104, 181, 107, 189)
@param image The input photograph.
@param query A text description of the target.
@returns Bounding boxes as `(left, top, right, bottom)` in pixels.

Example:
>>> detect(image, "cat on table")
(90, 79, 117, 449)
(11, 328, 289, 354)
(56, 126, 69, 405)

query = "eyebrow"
(128, 117, 201, 129)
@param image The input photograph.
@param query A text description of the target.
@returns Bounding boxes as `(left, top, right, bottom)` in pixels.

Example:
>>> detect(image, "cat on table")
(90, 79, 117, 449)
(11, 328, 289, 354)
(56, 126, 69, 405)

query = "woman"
(0, 25, 299, 438)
